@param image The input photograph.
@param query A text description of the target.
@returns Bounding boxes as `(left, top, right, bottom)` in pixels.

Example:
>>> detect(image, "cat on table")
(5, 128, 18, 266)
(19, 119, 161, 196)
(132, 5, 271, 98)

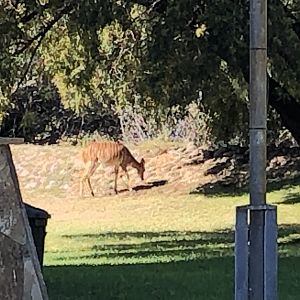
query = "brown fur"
(80, 141, 145, 196)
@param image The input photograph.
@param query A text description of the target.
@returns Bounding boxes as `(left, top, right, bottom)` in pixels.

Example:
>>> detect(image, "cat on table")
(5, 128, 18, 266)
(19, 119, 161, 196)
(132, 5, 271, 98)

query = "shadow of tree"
(275, 192, 300, 205)
(278, 224, 300, 236)
(192, 150, 300, 196)
(62, 229, 234, 243)
(44, 257, 235, 300)
(59, 224, 300, 263)
(45, 224, 300, 299)
(61, 230, 234, 263)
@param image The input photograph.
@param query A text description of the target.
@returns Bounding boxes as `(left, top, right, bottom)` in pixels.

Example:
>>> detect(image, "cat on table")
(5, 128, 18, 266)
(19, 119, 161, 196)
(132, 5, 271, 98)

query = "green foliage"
(0, 76, 120, 143)
(41, 3, 156, 111)
(0, 0, 300, 144)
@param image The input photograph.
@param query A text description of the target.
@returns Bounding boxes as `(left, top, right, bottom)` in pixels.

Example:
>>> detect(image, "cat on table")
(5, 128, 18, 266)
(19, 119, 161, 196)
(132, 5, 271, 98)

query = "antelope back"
(81, 141, 125, 164)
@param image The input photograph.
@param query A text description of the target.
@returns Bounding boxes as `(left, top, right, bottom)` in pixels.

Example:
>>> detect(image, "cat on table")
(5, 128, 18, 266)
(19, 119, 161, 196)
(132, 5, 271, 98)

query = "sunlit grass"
(43, 183, 300, 266)
(38, 179, 300, 299)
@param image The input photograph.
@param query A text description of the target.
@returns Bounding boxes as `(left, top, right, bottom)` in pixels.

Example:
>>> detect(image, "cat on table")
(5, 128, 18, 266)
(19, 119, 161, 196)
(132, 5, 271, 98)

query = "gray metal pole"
(249, 0, 267, 299)
(250, 0, 267, 205)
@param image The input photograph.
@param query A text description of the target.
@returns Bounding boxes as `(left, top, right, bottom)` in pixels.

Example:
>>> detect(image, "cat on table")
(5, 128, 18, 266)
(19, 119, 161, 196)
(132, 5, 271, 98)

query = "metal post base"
(235, 205, 277, 300)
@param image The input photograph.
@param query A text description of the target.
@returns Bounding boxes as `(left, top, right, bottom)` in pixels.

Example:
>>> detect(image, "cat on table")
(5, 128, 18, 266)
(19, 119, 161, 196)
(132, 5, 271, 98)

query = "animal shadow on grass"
(118, 179, 168, 193)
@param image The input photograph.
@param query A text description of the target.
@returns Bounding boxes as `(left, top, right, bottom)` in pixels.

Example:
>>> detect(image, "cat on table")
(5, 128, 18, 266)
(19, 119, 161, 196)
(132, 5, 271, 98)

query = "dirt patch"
(10, 142, 300, 200)
(10, 144, 213, 198)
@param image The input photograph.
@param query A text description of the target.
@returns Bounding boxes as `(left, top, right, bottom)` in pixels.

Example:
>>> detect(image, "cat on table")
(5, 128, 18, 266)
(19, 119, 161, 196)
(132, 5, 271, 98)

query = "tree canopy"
(0, 0, 300, 145)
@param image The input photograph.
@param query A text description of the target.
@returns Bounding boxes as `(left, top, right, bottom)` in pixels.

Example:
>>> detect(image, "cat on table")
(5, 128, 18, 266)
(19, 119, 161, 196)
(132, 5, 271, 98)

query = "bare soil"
(10, 142, 300, 231)
(11, 143, 216, 199)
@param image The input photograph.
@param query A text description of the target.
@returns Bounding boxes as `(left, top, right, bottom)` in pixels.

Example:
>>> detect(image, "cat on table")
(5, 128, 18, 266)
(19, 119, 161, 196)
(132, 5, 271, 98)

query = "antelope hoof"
(91, 191, 95, 197)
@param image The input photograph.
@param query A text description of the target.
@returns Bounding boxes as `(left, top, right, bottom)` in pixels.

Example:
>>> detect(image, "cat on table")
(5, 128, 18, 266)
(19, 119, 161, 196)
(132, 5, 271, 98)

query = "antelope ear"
(141, 158, 145, 165)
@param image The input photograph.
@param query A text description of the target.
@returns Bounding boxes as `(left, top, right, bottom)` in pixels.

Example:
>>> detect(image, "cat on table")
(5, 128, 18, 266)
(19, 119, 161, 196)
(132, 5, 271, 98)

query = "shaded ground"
(44, 258, 234, 300)
(43, 225, 300, 300)
(43, 256, 300, 300)
(192, 144, 300, 196)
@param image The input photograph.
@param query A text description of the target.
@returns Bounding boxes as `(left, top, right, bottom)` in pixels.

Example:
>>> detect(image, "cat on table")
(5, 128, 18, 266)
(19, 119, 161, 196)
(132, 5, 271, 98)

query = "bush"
(116, 100, 212, 146)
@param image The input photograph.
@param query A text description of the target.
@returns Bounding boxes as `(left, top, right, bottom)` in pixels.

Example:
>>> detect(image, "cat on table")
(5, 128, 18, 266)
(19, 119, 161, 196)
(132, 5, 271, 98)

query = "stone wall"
(0, 145, 48, 300)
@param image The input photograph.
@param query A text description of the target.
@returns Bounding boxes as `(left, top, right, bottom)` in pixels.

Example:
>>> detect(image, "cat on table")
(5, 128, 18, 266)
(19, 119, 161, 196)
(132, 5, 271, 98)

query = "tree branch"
(11, 35, 44, 95)
(15, 2, 74, 56)
(19, 2, 52, 24)
(11, 1, 76, 94)
(281, 3, 300, 38)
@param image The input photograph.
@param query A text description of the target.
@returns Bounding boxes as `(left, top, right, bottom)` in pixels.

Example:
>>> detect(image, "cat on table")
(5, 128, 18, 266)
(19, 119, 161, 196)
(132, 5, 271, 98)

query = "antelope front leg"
(114, 166, 119, 194)
(80, 168, 89, 197)
(125, 170, 132, 191)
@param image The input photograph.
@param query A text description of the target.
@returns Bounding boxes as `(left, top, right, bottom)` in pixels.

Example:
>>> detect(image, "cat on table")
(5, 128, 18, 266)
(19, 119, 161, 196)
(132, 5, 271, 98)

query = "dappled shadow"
(190, 180, 248, 197)
(275, 192, 300, 205)
(192, 146, 300, 196)
(62, 229, 233, 242)
(46, 229, 235, 299)
(267, 175, 300, 193)
(43, 255, 300, 300)
(44, 224, 300, 299)
(58, 224, 300, 264)
(194, 175, 300, 197)
(278, 224, 300, 237)
(60, 230, 234, 263)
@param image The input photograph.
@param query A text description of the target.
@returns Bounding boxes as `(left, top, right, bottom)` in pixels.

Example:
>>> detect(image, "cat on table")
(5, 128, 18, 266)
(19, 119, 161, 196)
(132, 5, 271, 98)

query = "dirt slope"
(10, 142, 300, 200)
(10, 143, 216, 198)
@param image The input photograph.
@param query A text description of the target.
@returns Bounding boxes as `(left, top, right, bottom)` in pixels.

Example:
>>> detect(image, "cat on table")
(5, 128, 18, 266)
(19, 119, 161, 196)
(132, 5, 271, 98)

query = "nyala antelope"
(80, 141, 145, 196)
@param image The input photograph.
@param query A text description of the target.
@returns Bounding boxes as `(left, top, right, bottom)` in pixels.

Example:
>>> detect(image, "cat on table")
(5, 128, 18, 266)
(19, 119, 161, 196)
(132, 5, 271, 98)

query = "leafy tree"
(0, 0, 300, 145)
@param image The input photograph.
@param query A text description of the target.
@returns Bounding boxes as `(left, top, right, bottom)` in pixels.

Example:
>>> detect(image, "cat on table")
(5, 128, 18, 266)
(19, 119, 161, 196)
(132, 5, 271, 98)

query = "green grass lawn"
(40, 180, 300, 299)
